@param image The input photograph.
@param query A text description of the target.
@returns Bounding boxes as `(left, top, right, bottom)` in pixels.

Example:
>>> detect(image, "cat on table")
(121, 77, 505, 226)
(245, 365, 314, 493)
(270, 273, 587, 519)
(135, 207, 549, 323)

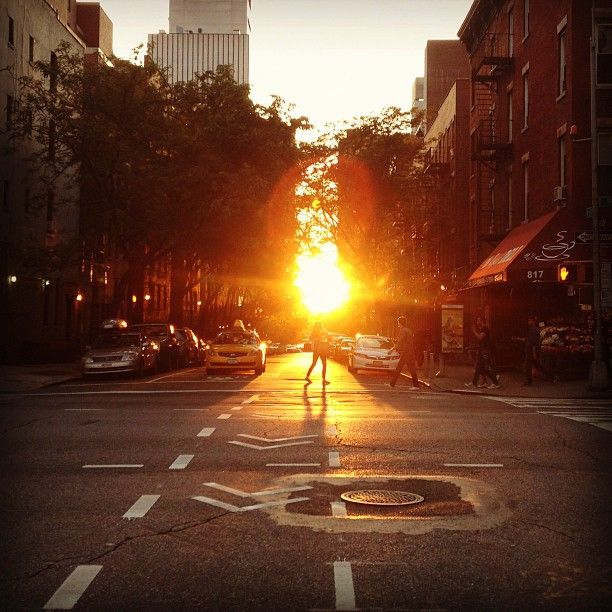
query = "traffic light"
(557, 262, 593, 283)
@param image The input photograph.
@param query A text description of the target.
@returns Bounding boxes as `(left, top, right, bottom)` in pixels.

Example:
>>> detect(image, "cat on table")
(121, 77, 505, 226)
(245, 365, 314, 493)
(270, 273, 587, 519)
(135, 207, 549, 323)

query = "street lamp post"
(588, 3, 609, 390)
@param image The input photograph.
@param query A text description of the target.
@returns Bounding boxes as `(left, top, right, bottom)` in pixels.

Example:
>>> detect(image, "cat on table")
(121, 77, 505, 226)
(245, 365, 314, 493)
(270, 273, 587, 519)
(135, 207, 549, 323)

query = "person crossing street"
(389, 316, 419, 390)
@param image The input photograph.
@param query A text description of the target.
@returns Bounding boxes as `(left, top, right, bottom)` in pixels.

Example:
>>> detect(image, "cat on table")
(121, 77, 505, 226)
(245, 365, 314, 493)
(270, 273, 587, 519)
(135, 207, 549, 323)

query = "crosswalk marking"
(492, 397, 612, 432)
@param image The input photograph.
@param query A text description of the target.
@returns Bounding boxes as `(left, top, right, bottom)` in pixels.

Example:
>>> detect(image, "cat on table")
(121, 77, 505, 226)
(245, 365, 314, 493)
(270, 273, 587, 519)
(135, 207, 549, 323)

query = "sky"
(98, 0, 474, 131)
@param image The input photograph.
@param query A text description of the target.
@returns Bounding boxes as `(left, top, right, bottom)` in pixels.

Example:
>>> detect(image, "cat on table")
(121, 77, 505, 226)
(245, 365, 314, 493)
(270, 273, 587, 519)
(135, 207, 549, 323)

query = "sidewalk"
(0, 363, 81, 393)
(415, 363, 612, 399)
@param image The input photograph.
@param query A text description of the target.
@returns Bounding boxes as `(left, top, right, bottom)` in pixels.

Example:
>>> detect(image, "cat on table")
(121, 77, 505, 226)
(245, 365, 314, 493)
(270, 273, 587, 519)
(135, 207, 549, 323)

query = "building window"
(8, 16, 15, 47)
(597, 24, 612, 85)
(67, 0, 72, 12)
(559, 137, 567, 186)
(598, 132, 612, 165)
(29, 35, 35, 63)
(6, 94, 13, 129)
(558, 29, 567, 95)
(523, 161, 529, 221)
(508, 90, 513, 142)
(522, 72, 529, 129)
(523, 0, 529, 39)
(508, 8, 514, 57)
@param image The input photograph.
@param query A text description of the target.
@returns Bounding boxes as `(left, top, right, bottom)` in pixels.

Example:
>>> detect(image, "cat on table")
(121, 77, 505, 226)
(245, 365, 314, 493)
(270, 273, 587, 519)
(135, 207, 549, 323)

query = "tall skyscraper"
(148, 0, 251, 85)
(169, 0, 251, 34)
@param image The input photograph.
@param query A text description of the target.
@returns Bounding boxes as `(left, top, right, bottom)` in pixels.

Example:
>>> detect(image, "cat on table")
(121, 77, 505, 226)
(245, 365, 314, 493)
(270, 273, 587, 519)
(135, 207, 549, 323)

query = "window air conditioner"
(553, 185, 566, 202)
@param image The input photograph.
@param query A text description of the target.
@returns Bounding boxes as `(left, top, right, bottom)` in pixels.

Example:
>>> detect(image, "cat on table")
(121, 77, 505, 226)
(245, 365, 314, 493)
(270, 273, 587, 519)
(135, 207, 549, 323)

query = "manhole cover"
(340, 490, 424, 506)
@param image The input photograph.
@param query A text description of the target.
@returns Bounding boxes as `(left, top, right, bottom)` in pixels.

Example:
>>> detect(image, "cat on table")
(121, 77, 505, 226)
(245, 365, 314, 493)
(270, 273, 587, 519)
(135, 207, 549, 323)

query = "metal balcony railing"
(474, 32, 514, 72)
(472, 119, 513, 158)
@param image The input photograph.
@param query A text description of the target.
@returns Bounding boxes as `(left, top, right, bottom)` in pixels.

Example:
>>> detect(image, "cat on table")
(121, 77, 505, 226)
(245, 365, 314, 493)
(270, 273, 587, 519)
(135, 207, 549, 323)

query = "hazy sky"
(99, 0, 473, 130)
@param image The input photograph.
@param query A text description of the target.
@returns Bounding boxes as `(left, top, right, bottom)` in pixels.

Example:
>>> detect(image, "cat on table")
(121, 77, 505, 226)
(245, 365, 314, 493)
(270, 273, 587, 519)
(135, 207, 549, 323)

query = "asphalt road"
(1, 353, 611, 610)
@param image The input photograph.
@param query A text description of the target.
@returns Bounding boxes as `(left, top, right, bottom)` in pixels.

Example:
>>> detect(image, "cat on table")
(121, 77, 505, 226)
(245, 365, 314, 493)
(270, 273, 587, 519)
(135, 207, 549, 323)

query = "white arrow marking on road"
(331, 501, 347, 518)
(169, 454, 194, 470)
(243, 394, 259, 404)
(123, 494, 160, 518)
(44, 565, 103, 610)
(202, 482, 312, 498)
(238, 434, 318, 442)
(228, 440, 315, 450)
(192, 495, 309, 512)
(82, 464, 143, 469)
(444, 463, 504, 468)
(329, 452, 341, 468)
(267, 463, 321, 467)
(333, 561, 356, 610)
(197, 427, 216, 437)
(217, 413, 232, 419)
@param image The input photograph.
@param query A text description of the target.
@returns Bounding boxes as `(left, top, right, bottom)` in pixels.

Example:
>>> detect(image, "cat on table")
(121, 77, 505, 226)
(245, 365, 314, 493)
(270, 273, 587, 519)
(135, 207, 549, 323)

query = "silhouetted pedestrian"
(389, 316, 419, 390)
(305, 321, 329, 386)
(524, 315, 553, 385)
(465, 316, 500, 389)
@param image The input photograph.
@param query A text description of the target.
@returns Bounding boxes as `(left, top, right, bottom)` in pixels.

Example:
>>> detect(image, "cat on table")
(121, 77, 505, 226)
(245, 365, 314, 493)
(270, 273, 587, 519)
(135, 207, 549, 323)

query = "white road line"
(217, 413, 232, 419)
(329, 451, 341, 468)
(238, 434, 318, 442)
(29, 388, 437, 396)
(202, 482, 312, 498)
(231, 406, 243, 411)
(266, 463, 321, 467)
(169, 454, 194, 470)
(443, 463, 504, 468)
(82, 464, 143, 469)
(192, 495, 309, 512)
(228, 440, 315, 450)
(123, 495, 160, 518)
(64, 408, 104, 411)
(333, 561, 356, 611)
(331, 501, 348, 518)
(197, 427, 216, 437)
(243, 394, 259, 404)
(44, 565, 102, 610)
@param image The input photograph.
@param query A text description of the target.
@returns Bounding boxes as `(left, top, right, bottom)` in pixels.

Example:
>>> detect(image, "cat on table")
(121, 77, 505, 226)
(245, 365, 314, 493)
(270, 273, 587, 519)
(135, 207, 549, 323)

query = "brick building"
(457, 0, 612, 366)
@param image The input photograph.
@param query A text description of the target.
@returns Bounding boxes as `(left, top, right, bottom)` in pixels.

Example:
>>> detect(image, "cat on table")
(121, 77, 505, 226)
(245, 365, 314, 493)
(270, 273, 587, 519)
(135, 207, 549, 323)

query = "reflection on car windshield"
(132, 325, 167, 338)
(92, 334, 140, 349)
(215, 332, 257, 346)
(356, 337, 393, 350)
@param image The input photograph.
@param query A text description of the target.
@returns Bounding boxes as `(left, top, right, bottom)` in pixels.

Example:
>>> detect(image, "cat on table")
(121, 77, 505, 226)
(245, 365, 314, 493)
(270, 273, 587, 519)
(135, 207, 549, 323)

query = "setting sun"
(295, 243, 351, 315)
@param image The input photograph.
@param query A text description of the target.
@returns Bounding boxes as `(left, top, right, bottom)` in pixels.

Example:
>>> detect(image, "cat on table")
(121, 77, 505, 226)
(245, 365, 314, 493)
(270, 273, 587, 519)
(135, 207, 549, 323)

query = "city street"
(1, 353, 611, 610)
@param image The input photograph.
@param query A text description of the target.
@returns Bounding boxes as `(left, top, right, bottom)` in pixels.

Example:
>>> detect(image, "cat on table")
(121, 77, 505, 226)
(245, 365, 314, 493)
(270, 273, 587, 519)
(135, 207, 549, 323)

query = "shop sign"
(441, 305, 464, 354)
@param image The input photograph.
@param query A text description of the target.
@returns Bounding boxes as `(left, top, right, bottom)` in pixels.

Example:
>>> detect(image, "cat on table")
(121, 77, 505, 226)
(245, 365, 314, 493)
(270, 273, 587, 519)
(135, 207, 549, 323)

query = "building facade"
(0, 0, 114, 362)
(149, 0, 250, 85)
(457, 0, 612, 366)
(169, 0, 251, 34)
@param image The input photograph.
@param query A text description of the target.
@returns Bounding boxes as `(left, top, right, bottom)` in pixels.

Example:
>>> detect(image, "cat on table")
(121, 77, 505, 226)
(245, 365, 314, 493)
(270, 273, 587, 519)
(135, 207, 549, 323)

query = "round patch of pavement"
(260, 474, 511, 534)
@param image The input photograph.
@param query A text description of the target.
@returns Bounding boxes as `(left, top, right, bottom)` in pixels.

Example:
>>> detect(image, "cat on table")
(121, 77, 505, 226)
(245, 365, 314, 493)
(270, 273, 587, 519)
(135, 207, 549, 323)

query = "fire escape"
(471, 32, 513, 243)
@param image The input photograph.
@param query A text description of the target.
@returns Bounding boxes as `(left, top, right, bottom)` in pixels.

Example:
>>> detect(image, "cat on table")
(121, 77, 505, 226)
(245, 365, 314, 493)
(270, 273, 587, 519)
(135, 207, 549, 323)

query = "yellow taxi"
(205, 328, 267, 375)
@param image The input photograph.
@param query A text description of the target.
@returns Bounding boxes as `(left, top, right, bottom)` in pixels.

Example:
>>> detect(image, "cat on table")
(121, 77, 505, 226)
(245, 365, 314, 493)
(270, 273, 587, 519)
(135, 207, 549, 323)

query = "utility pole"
(588, 2, 609, 390)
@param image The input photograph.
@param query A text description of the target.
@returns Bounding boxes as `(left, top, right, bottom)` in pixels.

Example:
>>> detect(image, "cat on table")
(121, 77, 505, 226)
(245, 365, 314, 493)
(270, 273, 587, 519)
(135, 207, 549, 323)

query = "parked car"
(175, 327, 201, 367)
(129, 323, 180, 371)
(206, 329, 266, 375)
(81, 332, 159, 377)
(286, 343, 303, 353)
(266, 342, 284, 355)
(348, 335, 399, 374)
(334, 338, 355, 362)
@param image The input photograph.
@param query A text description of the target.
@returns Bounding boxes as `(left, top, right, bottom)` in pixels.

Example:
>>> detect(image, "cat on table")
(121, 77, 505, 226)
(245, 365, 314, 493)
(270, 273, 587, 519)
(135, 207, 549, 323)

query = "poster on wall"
(441, 304, 464, 353)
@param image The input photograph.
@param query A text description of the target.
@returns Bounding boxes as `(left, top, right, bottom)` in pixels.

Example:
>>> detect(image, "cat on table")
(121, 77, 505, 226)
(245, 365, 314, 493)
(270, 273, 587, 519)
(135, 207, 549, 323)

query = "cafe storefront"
(460, 208, 596, 369)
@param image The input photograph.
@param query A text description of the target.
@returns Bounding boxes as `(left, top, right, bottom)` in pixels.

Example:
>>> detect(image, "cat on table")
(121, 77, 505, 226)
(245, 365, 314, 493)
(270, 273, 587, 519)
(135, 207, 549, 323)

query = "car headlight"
(122, 351, 139, 361)
(83, 356, 93, 364)
(353, 352, 368, 359)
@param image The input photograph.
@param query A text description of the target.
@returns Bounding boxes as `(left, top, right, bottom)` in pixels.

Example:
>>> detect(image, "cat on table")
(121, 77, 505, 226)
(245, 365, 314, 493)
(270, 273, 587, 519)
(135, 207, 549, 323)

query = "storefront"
(460, 208, 596, 370)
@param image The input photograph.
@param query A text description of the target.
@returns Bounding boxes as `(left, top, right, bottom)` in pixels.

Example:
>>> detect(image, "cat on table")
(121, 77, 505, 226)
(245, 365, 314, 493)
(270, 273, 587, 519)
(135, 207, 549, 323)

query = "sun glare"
(295, 242, 350, 315)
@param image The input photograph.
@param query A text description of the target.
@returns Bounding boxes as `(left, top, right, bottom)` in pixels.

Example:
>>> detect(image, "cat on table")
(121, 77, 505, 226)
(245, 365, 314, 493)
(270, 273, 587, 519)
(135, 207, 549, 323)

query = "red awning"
(467, 209, 592, 287)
